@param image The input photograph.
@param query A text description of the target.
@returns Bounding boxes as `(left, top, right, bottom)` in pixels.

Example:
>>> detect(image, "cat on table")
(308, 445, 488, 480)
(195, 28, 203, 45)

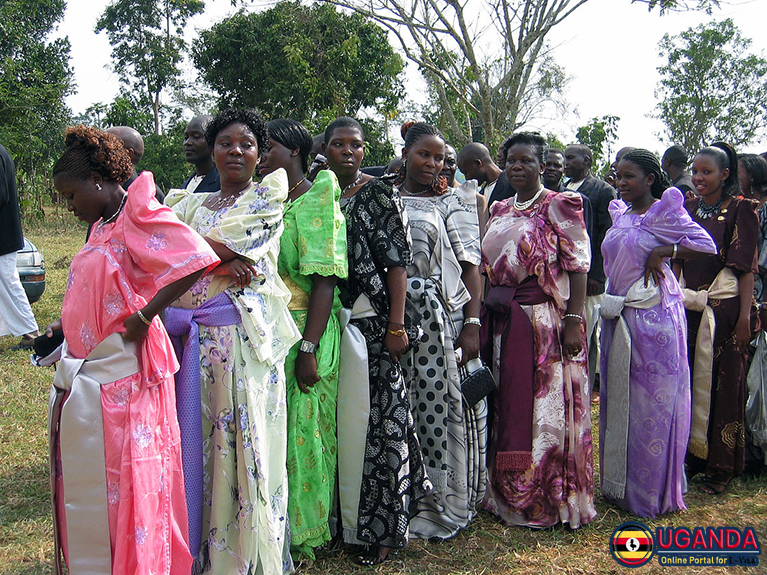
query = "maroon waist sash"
(480, 276, 553, 471)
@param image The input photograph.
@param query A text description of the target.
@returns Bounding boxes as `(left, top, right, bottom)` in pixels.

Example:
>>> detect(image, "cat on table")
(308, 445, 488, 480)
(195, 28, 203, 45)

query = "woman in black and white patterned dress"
(397, 121, 488, 539)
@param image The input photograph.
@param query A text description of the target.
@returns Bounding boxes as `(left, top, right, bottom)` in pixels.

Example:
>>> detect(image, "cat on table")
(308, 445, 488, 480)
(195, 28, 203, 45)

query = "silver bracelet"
(564, 313, 583, 321)
(672, 243, 678, 259)
(136, 309, 152, 326)
(464, 317, 481, 327)
(299, 339, 317, 354)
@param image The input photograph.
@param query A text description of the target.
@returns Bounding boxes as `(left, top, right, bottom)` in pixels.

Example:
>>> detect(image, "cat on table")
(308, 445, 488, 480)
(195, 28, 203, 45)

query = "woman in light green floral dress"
(260, 119, 347, 562)
(165, 109, 301, 575)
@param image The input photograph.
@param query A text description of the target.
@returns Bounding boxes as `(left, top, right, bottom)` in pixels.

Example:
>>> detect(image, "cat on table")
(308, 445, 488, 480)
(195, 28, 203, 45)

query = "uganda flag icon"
(610, 522, 654, 567)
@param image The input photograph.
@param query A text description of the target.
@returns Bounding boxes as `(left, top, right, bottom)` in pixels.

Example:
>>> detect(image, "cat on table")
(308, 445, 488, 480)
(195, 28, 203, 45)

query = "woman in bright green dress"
(259, 119, 347, 562)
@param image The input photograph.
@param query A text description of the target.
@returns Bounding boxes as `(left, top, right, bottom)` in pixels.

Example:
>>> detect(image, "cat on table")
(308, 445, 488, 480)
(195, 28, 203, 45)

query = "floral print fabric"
(58, 172, 218, 575)
(167, 169, 301, 575)
(480, 191, 596, 528)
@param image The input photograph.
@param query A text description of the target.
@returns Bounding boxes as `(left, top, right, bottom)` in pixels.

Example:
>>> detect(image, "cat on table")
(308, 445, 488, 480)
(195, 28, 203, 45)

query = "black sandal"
(355, 546, 390, 566)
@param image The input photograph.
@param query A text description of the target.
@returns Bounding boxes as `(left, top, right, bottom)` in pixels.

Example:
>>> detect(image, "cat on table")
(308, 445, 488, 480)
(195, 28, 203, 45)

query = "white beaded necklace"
(513, 185, 545, 210)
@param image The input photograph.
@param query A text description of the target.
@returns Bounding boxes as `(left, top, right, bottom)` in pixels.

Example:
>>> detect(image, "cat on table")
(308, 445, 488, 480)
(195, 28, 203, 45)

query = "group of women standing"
(43, 106, 762, 575)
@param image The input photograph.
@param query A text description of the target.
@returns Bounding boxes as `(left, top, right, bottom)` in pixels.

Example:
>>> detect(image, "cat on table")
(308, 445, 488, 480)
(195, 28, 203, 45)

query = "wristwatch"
(299, 339, 317, 354)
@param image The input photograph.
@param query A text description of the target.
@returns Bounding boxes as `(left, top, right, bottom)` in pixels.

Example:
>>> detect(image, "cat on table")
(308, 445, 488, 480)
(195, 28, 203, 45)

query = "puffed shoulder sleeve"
(548, 191, 590, 273)
(206, 169, 288, 262)
(358, 179, 412, 268)
(643, 187, 717, 255)
(294, 170, 348, 278)
(123, 172, 219, 292)
(725, 197, 759, 273)
(163, 187, 188, 210)
(445, 181, 481, 265)
(608, 198, 627, 224)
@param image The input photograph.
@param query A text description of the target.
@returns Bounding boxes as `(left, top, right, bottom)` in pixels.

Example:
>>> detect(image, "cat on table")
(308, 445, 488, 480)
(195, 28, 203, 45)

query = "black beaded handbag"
(460, 357, 496, 407)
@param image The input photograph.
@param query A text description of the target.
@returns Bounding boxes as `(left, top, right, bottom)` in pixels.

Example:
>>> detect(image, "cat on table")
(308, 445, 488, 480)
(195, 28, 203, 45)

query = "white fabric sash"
(49, 332, 139, 575)
(336, 295, 375, 544)
(681, 267, 739, 459)
(600, 278, 661, 499)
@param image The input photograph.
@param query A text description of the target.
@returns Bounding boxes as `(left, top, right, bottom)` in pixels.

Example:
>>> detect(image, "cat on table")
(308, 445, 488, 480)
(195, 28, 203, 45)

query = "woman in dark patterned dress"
(679, 142, 759, 494)
(325, 117, 432, 566)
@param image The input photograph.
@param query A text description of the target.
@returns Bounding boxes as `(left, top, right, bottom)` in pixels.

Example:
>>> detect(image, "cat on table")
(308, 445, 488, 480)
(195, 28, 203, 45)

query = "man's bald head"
(106, 126, 144, 167)
(457, 142, 500, 185)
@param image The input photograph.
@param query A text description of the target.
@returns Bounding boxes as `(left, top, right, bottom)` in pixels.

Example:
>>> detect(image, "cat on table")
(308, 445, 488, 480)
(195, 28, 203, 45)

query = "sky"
(54, 0, 767, 156)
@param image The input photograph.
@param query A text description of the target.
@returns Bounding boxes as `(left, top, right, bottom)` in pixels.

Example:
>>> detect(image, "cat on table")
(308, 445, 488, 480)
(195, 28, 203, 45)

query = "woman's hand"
(295, 351, 320, 393)
(384, 329, 409, 363)
(123, 312, 152, 342)
(643, 247, 666, 288)
(454, 323, 480, 367)
(562, 316, 583, 358)
(734, 316, 752, 350)
(45, 318, 62, 337)
(212, 258, 258, 289)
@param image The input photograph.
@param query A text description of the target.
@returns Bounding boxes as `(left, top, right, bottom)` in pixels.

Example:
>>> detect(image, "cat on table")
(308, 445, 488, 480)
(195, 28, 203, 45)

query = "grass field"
(1, 209, 766, 574)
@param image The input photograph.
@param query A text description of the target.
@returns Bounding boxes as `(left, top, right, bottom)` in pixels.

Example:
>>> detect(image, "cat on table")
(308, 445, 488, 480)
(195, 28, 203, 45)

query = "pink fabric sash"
(480, 277, 552, 471)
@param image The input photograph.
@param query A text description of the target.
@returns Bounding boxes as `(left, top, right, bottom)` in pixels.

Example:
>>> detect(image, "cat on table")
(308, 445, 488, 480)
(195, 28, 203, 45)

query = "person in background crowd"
(481, 131, 596, 529)
(679, 142, 759, 495)
(259, 118, 348, 563)
(662, 144, 695, 198)
(457, 142, 503, 200)
(396, 121, 488, 540)
(106, 126, 165, 202)
(739, 153, 767, 308)
(0, 140, 39, 350)
(47, 125, 218, 575)
(441, 143, 458, 187)
(564, 143, 617, 399)
(181, 115, 220, 193)
(326, 116, 432, 566)
(544, 147, 593, 238)
(165, 109, 300, 573)
(599, 148, 716, 517)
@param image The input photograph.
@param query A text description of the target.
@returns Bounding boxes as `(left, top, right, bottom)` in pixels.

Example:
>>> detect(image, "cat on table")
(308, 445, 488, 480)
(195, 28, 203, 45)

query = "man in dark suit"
(544, 148, 593, 239)
(564, 144, 616, 395)
(181, 115, 220, 193)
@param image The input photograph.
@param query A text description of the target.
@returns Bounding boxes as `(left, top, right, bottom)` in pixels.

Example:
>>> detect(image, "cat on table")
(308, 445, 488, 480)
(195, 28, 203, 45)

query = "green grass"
(1, 209, 766, 574)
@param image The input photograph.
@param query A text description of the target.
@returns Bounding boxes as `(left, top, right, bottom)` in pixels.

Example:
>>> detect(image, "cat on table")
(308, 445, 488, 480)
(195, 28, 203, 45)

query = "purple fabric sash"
(480, 277, 552, 471)
(165, 291, 240, 558)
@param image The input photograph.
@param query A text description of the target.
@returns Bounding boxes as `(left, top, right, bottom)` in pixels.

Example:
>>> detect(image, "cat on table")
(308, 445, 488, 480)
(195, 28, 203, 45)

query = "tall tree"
(0, 0, 73, 176)
(654, 18, 767, 153)
(192, 1, 404, 132)
(96, 0, 205, 135)
(323, 0, 726, 150)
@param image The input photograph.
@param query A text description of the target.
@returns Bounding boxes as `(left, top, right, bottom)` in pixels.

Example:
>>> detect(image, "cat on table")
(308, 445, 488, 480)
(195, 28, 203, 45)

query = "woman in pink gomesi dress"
(47, 126, 218, 575)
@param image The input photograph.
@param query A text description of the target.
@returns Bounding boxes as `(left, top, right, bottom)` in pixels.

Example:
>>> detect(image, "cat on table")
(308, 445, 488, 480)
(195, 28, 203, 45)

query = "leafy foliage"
(576, 116, 620, 177)
(654, 18, 767, 153)
(96, 0, 205, 135)
(192, 1, 404, 130)
(0, 0, 72, 174)
(631, 0, 721, 14)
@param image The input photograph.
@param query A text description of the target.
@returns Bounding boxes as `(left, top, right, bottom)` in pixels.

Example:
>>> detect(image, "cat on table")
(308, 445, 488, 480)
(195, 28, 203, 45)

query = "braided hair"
(266, 119, 313, 173)
(396, 121, 449, 195)
(621, 148, 670, 199)
(696, 141, 740, 197)
(52, 125, 133, 182)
